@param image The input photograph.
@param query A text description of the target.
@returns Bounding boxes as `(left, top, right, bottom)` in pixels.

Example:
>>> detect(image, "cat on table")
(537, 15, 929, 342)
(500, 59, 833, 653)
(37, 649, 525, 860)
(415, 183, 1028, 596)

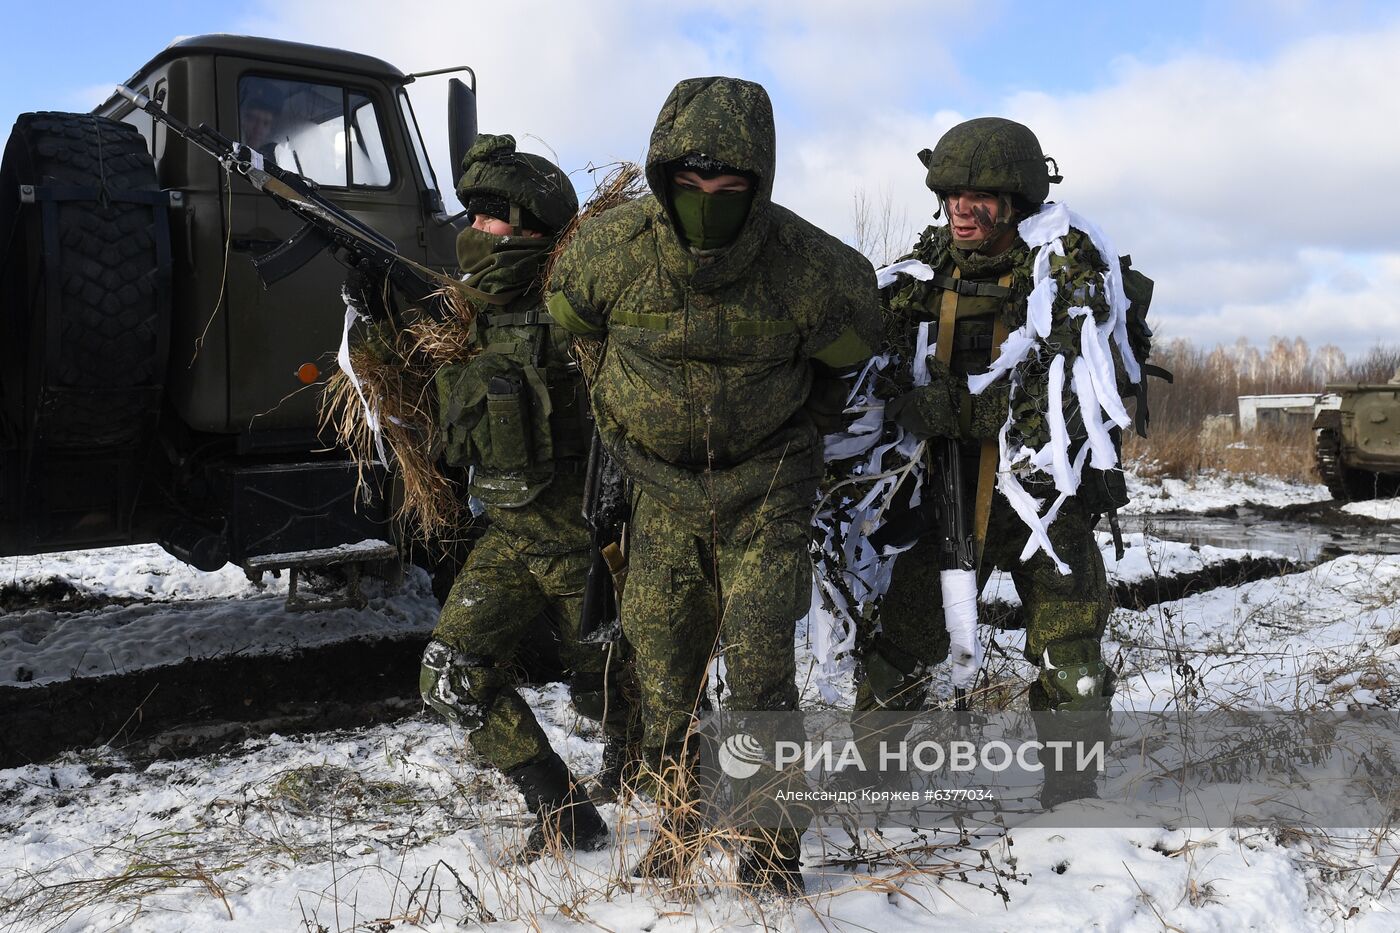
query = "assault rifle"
(579, 430, 631, 642)
(867, 435, 980, 711)
(930, 438, 978, 712)
(115, 85, 458, 311)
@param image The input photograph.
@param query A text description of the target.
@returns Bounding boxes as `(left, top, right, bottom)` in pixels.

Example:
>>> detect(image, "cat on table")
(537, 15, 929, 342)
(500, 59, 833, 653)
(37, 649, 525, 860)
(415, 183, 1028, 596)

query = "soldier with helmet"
(351, 133, 633, 858)
(865, 117, 1140, 805)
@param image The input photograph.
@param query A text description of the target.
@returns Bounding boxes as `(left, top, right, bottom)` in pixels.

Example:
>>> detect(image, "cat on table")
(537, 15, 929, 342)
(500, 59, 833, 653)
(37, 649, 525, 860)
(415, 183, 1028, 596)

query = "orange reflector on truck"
(297, 363, 320, 384)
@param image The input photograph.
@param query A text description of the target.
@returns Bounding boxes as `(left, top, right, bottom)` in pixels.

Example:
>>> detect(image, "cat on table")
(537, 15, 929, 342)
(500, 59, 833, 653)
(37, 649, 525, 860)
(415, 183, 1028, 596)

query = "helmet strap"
(509, 202, 524, 238)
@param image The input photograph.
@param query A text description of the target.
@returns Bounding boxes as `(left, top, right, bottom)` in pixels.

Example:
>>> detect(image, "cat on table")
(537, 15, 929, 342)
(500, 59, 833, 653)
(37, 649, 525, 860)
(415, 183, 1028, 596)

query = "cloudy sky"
(4, 0, 1399, 355)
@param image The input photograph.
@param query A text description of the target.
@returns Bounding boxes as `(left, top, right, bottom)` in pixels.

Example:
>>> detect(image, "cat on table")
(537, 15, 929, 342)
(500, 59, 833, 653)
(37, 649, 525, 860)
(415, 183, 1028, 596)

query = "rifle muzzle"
(115, 85, 150, 109)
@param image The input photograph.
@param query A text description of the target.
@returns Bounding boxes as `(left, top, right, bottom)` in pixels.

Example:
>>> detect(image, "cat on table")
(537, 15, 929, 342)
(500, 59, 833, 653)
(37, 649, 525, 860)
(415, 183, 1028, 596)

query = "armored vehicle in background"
(0, 35, 478, 603)
(1314, 369, 1400, 501)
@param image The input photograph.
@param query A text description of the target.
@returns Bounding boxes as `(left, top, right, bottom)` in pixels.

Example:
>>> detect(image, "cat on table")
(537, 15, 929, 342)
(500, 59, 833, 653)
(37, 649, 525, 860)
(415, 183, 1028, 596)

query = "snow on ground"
(1106, 553, 1400, 710)
(1343, 497, 1400, 521)
(981, 531, 1280, 607)
(1123, 470, 1331, 514)
(2, 543, 273, 603)
(6, 682, 1399, 930)
(6, 475, 1400, 930)
(0, 545, 439, 687)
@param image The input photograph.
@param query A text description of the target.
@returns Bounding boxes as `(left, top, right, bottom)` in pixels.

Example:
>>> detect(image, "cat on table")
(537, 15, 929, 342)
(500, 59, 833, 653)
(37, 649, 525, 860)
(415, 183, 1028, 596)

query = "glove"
(342, 265, 389, 321)
(966, 380, 1011, 440)
(884, 385, 958, 440)
(884, 357, 960, 440)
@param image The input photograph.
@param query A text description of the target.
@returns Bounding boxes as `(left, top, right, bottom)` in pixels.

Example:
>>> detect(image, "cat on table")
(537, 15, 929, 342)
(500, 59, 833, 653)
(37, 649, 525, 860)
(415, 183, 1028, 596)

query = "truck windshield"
(238, 75, 392, 188)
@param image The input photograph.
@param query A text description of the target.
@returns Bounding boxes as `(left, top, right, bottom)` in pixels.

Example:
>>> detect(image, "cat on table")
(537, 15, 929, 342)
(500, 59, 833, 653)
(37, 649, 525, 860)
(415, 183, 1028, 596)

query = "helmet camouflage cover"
(918, 117, 1059, 206)
(455, 133, 578, 234)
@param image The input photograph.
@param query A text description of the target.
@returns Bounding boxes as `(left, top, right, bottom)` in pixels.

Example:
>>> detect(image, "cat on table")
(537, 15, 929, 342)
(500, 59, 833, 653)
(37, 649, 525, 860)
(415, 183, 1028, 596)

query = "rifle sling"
(931, 268, 1011, 567)
(933, 268, 960, 367)
(973, 276, 1013, 565)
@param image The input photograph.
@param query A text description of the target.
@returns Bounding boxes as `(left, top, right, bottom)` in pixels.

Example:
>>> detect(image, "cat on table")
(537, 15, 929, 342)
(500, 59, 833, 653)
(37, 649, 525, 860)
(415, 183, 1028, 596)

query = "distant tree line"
(1144, 338, 1400, 431)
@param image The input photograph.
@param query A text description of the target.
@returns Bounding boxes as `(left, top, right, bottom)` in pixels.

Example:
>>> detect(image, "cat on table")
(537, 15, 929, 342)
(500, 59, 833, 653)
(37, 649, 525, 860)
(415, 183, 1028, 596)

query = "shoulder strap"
(485, 308, 550, 327)
(931, 272, 1012, 299)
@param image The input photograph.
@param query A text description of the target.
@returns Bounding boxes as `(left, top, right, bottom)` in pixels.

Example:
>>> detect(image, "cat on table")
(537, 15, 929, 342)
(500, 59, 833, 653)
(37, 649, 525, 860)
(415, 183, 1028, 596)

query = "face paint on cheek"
(970, 204, 997, 235)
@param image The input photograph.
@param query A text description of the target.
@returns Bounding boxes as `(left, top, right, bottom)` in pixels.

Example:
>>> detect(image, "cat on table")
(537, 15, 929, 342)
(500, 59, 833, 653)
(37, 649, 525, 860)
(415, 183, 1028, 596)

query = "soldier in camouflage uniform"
(866, 118, 1121, 805)
(545, 77, 882, 893)
(406, 134, 630, 856)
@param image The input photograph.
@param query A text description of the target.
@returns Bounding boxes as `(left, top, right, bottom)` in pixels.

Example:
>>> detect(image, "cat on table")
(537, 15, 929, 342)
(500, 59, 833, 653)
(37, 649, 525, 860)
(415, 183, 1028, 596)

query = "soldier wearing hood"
(546, 77, 882, 894)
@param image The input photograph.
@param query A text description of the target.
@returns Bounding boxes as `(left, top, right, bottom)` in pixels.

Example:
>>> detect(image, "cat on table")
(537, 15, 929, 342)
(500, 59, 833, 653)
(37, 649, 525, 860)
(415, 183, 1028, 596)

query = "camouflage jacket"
(884, 221, 1113, 462)
(545, 77, 882, 531)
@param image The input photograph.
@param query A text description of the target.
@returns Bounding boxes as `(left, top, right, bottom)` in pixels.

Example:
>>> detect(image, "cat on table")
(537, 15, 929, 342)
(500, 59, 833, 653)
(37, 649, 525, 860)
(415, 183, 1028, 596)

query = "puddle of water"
(1122, 508, 1400, 564)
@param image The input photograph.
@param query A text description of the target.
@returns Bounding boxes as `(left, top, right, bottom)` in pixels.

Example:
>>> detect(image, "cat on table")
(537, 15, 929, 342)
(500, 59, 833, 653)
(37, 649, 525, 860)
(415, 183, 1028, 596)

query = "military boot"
(736, 829, 805, 898)
(587, 732, 636, 803)
(1031, 641, 1114, 809)
(503, 751, 609, 861)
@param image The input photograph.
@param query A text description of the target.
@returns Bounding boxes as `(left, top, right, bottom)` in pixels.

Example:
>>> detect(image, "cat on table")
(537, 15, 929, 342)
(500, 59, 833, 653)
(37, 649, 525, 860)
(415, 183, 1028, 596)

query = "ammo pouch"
(1078, 466, 1130, 516)
(485, 375, 531, 471)
(1075, 428, 1130, 516)
(435, 335, 557, 506)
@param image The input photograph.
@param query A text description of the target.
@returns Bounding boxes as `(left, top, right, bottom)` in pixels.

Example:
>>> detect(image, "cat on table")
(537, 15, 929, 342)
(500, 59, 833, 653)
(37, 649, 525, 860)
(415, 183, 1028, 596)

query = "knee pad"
(864, 636, 935, 711)
(419, 638, 500, 729)
(1034, 638, 1113, 712)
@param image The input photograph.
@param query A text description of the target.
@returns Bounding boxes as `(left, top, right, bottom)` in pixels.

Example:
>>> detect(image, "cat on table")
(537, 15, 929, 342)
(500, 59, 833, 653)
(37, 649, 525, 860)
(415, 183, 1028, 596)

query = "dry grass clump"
(545, 161, 648, 288)
(321, 284, 478, 542)
(1124, 422, 1319, 483)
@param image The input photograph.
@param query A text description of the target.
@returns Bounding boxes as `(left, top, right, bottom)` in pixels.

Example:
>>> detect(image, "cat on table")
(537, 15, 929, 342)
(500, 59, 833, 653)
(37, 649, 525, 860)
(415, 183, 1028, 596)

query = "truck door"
(214, 58, 419, 446)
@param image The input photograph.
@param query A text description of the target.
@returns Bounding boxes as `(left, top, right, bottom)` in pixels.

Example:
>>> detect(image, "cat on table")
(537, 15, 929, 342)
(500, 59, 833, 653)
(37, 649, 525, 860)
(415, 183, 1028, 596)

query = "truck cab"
(1, 35, 474, 603)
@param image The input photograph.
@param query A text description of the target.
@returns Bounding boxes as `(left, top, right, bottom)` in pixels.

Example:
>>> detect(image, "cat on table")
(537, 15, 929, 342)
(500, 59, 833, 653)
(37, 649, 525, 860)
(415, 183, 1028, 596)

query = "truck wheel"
(0, 112, 168, 448)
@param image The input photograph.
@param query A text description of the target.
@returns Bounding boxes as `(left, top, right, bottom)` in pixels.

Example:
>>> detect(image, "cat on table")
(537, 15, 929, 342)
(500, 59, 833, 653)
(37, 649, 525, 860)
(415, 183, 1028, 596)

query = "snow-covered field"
(4, 472, 1400, 931)
(1124, 471, 1332, 514)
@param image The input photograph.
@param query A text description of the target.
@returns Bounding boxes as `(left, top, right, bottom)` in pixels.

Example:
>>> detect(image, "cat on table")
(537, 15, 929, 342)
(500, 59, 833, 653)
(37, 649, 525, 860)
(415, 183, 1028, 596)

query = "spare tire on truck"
(0, 112, 171, 553)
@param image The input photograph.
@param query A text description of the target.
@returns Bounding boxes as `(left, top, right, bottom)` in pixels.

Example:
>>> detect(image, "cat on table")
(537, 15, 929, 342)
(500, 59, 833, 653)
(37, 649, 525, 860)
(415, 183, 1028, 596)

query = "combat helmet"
(918, 118, 1061, 208)
(455, 133, 578, 235)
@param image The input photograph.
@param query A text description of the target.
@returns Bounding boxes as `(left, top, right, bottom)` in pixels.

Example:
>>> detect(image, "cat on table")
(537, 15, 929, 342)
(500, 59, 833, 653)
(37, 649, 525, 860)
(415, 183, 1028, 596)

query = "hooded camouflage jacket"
(546, 77, 881, 529)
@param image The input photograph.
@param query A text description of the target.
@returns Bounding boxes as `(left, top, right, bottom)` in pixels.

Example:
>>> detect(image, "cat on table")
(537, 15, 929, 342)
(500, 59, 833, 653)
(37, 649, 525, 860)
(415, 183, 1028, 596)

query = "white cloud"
(240, 1, 1400, 355)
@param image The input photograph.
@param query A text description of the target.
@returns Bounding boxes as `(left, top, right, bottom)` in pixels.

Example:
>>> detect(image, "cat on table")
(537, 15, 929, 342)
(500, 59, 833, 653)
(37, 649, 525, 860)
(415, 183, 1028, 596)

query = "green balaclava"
(454, 225, 553, 304)
(669, 181, 753, 251)
(453, 133, 578, 303)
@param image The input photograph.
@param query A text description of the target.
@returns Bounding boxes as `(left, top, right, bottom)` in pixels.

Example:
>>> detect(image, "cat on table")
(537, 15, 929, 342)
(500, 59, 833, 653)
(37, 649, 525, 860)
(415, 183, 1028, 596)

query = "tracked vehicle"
(1314, 368, 1400, 501)
(0, 35, 478, 604)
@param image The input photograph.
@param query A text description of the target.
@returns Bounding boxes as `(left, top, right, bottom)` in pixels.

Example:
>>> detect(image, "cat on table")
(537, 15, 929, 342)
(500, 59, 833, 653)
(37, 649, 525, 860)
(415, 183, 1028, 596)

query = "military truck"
(1313, 368, 1400, 501)
(0, 35, 478, 606)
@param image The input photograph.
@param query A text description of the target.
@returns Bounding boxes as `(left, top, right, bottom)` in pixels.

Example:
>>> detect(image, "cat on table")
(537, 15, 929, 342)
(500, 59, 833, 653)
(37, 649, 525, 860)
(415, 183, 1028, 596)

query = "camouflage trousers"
(622, 491, 810, 762)
(432, 522, 632, 773)
(856, 479, 1111, 715)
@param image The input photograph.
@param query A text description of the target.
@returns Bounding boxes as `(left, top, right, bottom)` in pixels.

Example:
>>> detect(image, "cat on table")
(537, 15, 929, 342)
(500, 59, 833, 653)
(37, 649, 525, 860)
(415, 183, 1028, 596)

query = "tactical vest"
(923, 255, 1135, 518)
(435, 306, 591, 508)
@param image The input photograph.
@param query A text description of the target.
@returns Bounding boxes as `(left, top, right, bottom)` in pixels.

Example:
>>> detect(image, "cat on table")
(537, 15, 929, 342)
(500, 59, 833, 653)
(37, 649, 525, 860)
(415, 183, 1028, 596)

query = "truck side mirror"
(447, 78, 477, 187)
